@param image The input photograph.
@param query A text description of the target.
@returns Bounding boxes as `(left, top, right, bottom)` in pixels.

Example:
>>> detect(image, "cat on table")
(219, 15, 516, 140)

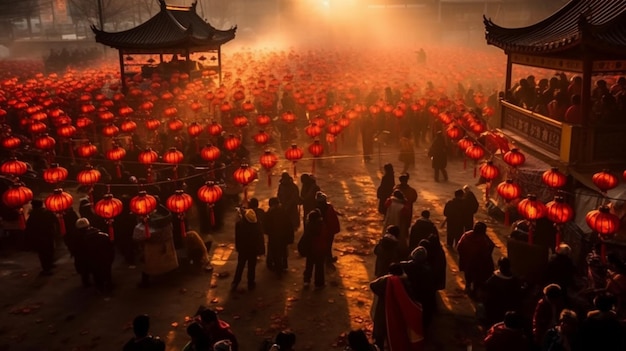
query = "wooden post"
(218, 46, 222, 85)
(119, 50, 126, 92)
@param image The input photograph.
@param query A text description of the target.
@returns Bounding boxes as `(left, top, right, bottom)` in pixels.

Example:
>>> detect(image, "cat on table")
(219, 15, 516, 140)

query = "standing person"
(277, 172, 301, 231)
(264, 197, 294, 275)
(370, 263, 423, 351)
(231, 209, 263, 291)
(360, 113, 375, 163)
(398, 130, 415, 174)
(123, 314, 165, 351)
(374, 225, 402, 277)
(483, 311, 529, 351)
(423, 234, 446, 292)
(65, 218, 90, 286)
(462, 185, 480, 231)
(78, 218, 115, 293)
(428, 131, 448, 182)
(542, 309, 580, 351)
(376, 163, 395, 215)
(544, 244, 576, 300)
(481, 257, 523, 328)
(409, 210, 438, 253)
(383, 191, 411, 256)
(580, 293, 625, 351)
(300, 174, 320, 225)
(456, 222, 495, 297)
(443, 189, 468, 248)
(400, 246, 436, 329)
(198, 309, 239, 351)
(315, 191, 341, 266)
(299, 209, 327, 288)
(346, 329, 379, 351)
(24, 199, 58, 276)
(393, 173, 418, 220)
(532, 284, 565, 347)
(248, 198, 266, 232)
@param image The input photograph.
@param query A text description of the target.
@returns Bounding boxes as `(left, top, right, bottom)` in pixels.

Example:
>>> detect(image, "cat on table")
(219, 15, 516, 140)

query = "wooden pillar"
(581, 57, 592, 126)
(119, 50, 126, 92)
(218, 46, 222, 85)
(505, 53, 512, 93)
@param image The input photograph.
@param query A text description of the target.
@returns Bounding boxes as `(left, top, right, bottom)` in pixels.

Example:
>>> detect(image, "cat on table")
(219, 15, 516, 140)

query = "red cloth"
(385, 275, 424, 351)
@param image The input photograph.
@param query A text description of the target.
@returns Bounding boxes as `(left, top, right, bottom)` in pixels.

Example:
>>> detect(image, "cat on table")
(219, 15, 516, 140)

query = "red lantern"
(1, 158, 28, 177)
(308, 140, 324, 173)
(503, 148, 525, 168)
(76, 116, 93, 129)
(163, 106, 178, 118)
(94, 193, 123, 240)
(592, 169, 618, 193)
(145, 118, 161, 131)
(166, 190, 193, 237)
(446, 124, 463, 140)
(546, 196, 574, 248)
(259, 150, 278, 186)
(586, 206, 621, 262)
(57, 124, 76, 138)
(207, 121, 223, 136)
(167, 118, 184, 132)
(327, 121, 342, 136)
(200, 144, 221, 163)
(2, 183, 33, 229)
(43, 163, 68, 184)
(465, 143, 485, 177)
(338, 115, 350, 128)
(130, 191, 157, 239)
(163, 147, 184, 179)
(542, 167, 567, 189)
(496, 179, 522, 225)
(457, 136, 473, 152)
(197, 181, 223, 225)
(187, 122, 203, 137)
(106, 145, 126, 178)
(119, 106, 134, 117)
(233, 163, 257, 204)
(285, 144, 304, 178)
(45, 188, 73, 235)
(29, 121, 47, 134)
(102, 124, 119, 137)
(256, 114, 271, 127)
(2, 135, 21, 149)
(242, 100, 255, 112)
(281, 111, 296, 124)
(220, 101, 232, 113)
(479, 161, 499, 181)
(233, 115, 249, 128)
(76, 142, 97, 159)
(121, 119, 137, 133)
(224, 134, 241, 152)
(305, 123, 322, 138)
(34, 134, 56, 151)
(517, 194, 547, 245)
(253, 130, 270, 146)
(98, 110, 114, 122)
(138, 148, 158, 182)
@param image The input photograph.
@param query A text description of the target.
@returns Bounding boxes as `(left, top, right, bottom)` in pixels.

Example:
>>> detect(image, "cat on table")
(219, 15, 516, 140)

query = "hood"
(380, 234, 399, 249)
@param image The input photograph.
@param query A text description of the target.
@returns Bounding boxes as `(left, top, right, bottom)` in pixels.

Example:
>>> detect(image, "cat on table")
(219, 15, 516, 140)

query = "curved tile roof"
(484, 0, 626, 54)
(92, 1, 236, 51)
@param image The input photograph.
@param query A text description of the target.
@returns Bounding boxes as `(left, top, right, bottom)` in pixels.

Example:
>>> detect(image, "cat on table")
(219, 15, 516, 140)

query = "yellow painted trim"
(560, 123, 572, 163)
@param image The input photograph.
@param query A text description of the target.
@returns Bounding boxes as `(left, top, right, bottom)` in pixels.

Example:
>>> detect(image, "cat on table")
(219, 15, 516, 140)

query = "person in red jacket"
(315, 191, 341, 266)
(484, 311, 529, 351)
(199, 309, 239, 351)
(300, 208, 329, 288)
(532, 284, 565, 346)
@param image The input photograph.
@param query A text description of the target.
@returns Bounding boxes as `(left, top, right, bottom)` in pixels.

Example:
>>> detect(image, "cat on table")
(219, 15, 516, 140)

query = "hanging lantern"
(120, 119, 137, 133)
(106, 145, 126, 178)
(187, 122, 203, 138)
(457, 136, 473, 152)
(145, 118, 161, 131)
(327, 121, 342, 136)
(34, 134, 56, 151)
(253, 130, 270, 146)
(166, 190, 193, 237)
(129, 191, 157, 239)
(546, 196, 574, 248)
(98, 110, 114, 122)
(233, 163, 257, 204)
(224, 134, 242, 152)
(517, 194, 547, 245)
(76, 116, 93, 129)
(542, 167, 567, 189)
(233, 115, 249, 128)
(43, 163, 68, 185)
(479, 161, 499, 202)
(102, 124, 119, 138)
(2, 183, 33, 230)
(586, 206, 621, 262)
(503, 148, 525, 168)
(138, 148, 159, 182)
(44, 188, 73, 235)
(242, 100, 255, 112)
(2, 135, 21, 149)
(308, 139, 324, 173)
(256, 114, 271, 127)
(167, 118, 184, 132)
(281, 111, 296, 124)
(496, 179, 522, 225)
(57, 124, 76, 138)
(197, 181, 223, 225)
(207, 121, 223, 136)
(305, 123, 322, 138)
(163, 147, 184, 179)
(77, 166, 101, 203)
(119, 106, 134, 117)
(592, 169, 618, 194)
(220, 101, 232, 113)
(446, 124, 463, 140)
(94, 194, 123, 241)
(163, 106, 178, 118)
(200, 144, 221, 163)
(338, 115, 350, 128)
(29, 121, 47, 134)
(465, 143, 485, 177)
(285, 144, 304, 178)
(1, 158, 28, 177)
(259, 150, 278, 186)
(76, 142, 97, 159)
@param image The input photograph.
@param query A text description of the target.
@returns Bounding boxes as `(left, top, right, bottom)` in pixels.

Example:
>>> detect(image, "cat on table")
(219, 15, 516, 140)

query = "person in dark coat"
(123, 314, 165, 351)
(300, 209, 328, 288)
(24, 199, 58, 275)
(400, 246, 437, 329)
(376, 163, 395, 215)
(300, 174, 321, 225)
(481, 257, 523, 328)
(443, 189, 470, 248)
(483, 311, 530, 351)
(315, 191, 341, 266)
(457, 222, 495, 296)
(360, 113, 375, 163)
(264, 197, 294, 275)
(580, 293, 625, 351)
(409, 210, 438, 253)
(542, 309, 581, 351)
(462, 185, 480, 231)
(532, 284, 565, 346)
(64, 218, 90, 286)
(198, 309, 239, 351)
(78, 198, 106, 233)
(422, 234, 446, 291)
(277, 172, 301, 230)
(544, 244, 576, 299)
(78, 218, 115, 293)
(346, 329, 378, 351)
(374, 225, 402, 277)
(62, 207, 80, 245)
(428, 131, 448, 182)
(231, 209, 263, 291)
(114, 195, 138, 267)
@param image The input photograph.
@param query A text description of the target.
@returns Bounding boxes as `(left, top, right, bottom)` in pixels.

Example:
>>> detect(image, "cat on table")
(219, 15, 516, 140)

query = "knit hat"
(244, 209, 257, 223)
(213, 340, 233, 351)
(410, 246, 428, 262)
(75, 218, 90, 229)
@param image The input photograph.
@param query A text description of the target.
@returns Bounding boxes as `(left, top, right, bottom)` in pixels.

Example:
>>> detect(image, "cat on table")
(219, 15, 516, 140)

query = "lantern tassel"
(108, 221, 115, 241)
(293, 162, 297, 178)
(555, 229, 561, 250)
(528, 223, 534, 245)
(116, 163, 122, 179)
(473, 164, 477, 178)
(504, 207, 510, 226)
(57, 214, 66, 236)
(147, 165, 153, 183)
(18, 208, 26, 231)
(144, 218, 151, 239)
(601, 242, 607, 264)
(242, 186, 248, 207)
(463, 158, 467, 170)
(179, 214, 187, 238)
(267, 172, 272, 187)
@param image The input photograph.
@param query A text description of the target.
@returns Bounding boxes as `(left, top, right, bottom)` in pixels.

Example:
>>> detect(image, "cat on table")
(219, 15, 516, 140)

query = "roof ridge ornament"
(159, 0, 166, 11)
(192, 1, 198, 11)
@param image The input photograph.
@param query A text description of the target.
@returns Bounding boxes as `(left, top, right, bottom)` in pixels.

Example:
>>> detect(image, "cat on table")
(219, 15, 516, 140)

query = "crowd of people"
(507, 72, 626, 125)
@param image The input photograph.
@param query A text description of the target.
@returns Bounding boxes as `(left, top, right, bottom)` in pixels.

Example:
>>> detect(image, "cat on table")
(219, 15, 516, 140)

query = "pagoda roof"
(484, 0, 626, 55)
(92, 0, 236, 52)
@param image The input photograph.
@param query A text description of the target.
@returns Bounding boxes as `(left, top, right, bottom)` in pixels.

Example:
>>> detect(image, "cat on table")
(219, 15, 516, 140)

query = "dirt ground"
(0, 140, 511, 351)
